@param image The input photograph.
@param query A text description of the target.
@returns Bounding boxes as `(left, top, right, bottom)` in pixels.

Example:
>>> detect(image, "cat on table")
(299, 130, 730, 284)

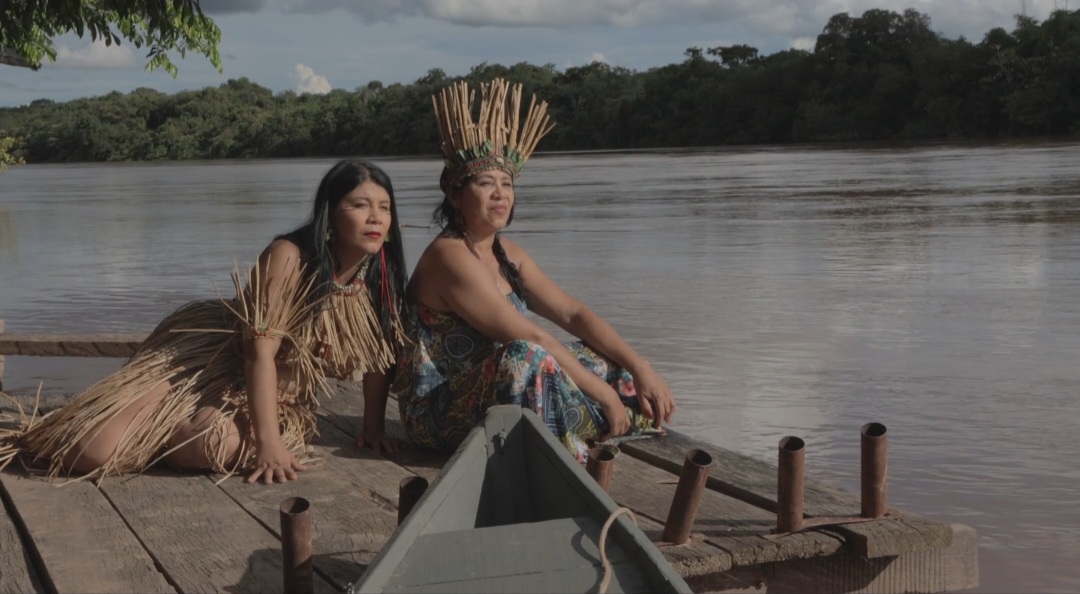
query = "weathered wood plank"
(690, 523, 979, 594)
(317, 382, 450, 483)
(620, 506, 732, 579)
(0, 489, 43, 594)
(823, 516, 955, 560)
(0, 334, 146, 358)
(215, 418, 413, 591)
(98, 470, 335, 594)
(0, 470, 172, 593)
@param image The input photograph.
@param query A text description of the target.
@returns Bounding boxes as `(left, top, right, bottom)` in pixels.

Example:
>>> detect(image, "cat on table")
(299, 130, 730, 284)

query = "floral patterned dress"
(392, 293, 659, 462)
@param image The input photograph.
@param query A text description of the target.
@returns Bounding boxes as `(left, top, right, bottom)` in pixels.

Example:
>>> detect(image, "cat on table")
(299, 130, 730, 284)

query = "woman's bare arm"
(505, 239, 675, 426)
(243, 239, 309, 483)
(355, 370, 399, 455)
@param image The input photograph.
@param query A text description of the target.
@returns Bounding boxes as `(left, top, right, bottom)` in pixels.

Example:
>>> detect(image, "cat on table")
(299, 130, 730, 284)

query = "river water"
(2, 144, 1079, 593)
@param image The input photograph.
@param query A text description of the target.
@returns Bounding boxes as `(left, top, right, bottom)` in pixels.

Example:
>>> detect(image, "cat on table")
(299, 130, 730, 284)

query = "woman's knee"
(63, 439, 116, 474)
(165, 408, 240, 470)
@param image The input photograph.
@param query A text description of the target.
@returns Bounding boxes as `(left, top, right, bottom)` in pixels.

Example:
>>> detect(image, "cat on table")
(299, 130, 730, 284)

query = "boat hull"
(351, 405, 691, 593)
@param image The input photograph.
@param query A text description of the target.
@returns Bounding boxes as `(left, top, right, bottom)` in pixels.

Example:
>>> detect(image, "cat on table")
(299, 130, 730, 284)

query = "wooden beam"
(688, 523, 979, 593)
(0, 333, 147, 358)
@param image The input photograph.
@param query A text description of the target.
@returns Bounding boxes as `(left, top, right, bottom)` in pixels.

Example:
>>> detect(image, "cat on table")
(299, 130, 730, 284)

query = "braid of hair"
(492, 234, 525, 300)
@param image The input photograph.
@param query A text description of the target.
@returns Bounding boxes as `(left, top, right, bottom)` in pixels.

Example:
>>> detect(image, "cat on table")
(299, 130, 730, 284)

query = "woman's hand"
(245, 437, 307, 484)
(633, 366, 676, 428)
(355, 430, 400, 456)
(598, 395, 632, 442)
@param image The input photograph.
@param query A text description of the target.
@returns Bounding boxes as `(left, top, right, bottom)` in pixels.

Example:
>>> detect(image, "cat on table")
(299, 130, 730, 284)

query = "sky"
(0, 0, 1064, 107)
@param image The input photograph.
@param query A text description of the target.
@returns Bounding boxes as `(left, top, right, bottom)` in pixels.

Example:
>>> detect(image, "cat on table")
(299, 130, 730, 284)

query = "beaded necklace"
(331, 257, 370, 296)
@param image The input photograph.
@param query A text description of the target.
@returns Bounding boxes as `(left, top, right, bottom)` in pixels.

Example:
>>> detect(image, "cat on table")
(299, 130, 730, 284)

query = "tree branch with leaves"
(0, 0, 222, 76)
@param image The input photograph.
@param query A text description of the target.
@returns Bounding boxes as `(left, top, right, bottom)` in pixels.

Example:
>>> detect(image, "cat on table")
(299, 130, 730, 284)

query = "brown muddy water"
(2, 144, 1079, 592)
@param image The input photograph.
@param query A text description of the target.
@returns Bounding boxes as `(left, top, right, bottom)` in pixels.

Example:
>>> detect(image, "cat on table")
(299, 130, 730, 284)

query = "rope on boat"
(598, 506, 639, 594)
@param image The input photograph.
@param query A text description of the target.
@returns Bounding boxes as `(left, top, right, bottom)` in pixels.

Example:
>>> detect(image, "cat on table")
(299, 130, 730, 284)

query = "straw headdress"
(432, 78, 555, 191)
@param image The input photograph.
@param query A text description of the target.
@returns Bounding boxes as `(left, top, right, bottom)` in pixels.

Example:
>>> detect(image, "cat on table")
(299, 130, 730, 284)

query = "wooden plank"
(690, 523, 979, 594)
(317, 382, 450, 483)
(607, 451, 845, 569)
(0, 470, 172, 593)
(0, 489, 43, 594)
(626, 513, 730, 580)
(215, 418, 413, 591)
(619, 431, 955, 558)
(97, 470, 335, 594)
(0, 334, 146, 358)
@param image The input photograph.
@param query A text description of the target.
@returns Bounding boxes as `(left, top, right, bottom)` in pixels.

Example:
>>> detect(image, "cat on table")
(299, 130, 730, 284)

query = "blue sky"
(0, 0, 1059, 107)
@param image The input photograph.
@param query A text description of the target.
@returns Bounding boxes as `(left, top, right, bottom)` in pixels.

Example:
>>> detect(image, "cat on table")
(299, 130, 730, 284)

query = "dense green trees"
(4, 8, 1080, 163)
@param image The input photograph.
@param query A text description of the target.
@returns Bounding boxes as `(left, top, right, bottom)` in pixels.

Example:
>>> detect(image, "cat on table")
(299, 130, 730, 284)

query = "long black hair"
(280, 159, 408, 348)
(432, 168, 525, 300)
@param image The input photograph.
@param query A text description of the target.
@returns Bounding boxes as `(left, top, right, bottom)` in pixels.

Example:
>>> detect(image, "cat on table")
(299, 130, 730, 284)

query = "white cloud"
(588, 52, 608, 64)
(49, 40, 137, 69)
(791, 37, 816, 51)
(294, 63, 331, 94)
(270, 0, 1056, 42)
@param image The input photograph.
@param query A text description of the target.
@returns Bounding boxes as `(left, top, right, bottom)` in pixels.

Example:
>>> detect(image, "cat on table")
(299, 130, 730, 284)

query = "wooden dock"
(0, 328, 978, 593)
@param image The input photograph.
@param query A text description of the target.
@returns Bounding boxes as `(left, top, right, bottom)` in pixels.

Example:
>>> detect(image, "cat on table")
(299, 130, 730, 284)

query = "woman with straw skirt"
(1, 160, 408, 485)
(393, 79, 675, 463)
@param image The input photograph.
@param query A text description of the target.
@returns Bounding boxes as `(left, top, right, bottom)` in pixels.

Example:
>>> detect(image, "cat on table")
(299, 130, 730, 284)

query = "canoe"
(350, 404, 692, 594)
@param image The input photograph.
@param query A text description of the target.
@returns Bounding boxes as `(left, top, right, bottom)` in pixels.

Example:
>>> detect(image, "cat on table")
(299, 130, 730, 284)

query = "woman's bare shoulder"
(498, 236, 533, 267)
(256, 238, 304, 276)
(261, 237, 302, 260)
(419, 236, 470, 268)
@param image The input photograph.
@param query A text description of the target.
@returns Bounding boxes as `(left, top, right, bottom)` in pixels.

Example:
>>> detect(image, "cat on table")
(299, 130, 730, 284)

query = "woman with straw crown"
(0, 159, 408, 484)
(393, 79, 676, 462)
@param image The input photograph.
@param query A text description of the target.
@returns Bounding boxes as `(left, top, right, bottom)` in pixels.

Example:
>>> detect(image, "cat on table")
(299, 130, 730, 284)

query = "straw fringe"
(0, 254, 395, 484)
(312, 284, 404, 379)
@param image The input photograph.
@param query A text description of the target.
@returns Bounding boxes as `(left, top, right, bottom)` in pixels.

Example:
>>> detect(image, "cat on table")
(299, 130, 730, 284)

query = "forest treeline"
(3, 8, 1080, 163)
